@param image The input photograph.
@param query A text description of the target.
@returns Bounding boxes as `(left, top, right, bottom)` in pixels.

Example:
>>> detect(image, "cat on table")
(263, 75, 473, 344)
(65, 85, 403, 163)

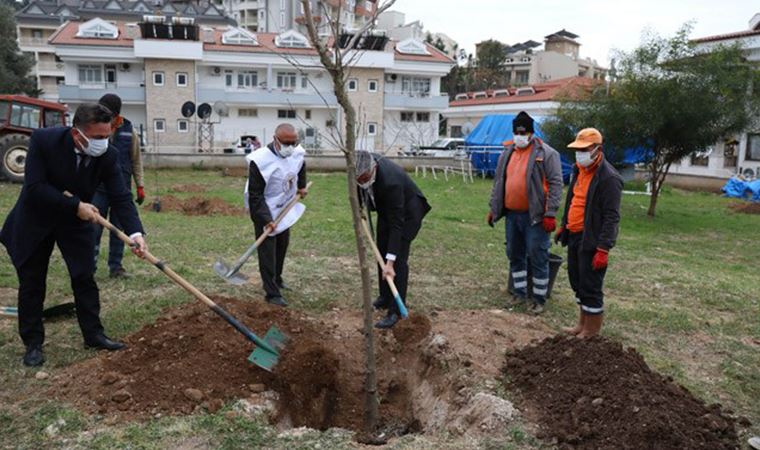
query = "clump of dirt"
(502, 335, 741, 450)
(221, 167, 249, 178)
(144, 195, 243, 216)
(168, 184, 207, 193)
(392, 314, 432, 345)
(729, 201, 760, 215)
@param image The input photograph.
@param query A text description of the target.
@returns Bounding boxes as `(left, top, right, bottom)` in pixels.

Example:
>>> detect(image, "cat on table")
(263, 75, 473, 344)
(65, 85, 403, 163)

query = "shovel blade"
(247, 326, 288, 371)
(213, 260, 247, 286)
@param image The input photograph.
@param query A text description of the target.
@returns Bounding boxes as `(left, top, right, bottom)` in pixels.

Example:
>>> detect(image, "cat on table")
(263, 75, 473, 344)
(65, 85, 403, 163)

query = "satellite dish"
(197, 103, 212, 120)
(213, 101, 229, 117)
(181, 101, 196, 118)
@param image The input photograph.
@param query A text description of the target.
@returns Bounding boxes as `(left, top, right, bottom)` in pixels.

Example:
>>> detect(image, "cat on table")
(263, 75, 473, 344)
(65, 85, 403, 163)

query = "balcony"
(19, 37, 49, 48)
(383, 93, 449, 110)
(35, 61, 65, 74)
(58, 84, 145, 103)
(198, 88, 337, 107)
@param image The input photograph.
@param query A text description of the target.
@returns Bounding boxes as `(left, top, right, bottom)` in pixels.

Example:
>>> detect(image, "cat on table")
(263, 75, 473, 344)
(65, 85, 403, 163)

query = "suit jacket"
(362, 155, 431, 256)
(0, 126, 144, 268)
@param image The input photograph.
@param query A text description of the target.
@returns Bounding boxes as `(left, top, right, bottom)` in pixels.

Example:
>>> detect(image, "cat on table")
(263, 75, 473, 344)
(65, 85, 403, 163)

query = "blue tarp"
(463, 115, 652, 182)
(722, 177, 760, 202)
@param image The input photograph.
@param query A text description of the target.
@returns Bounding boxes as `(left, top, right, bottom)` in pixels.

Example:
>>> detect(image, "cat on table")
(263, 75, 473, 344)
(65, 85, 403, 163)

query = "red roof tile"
(393, 42, 454, 63)
(49, 21, 134, 47)
(692, 28, 760, 43)
(449, 77, 600, 107)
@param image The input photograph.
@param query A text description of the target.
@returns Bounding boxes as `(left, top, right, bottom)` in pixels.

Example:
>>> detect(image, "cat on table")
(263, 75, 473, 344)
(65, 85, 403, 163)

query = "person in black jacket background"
(554, 128, 622, 338)
(355, 151, 431, 329)
(0, 103, 147, 367)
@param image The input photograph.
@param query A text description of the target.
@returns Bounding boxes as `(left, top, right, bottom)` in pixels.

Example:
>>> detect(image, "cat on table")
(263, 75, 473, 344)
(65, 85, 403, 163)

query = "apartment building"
(667, 12, 760, 184)
(377, 10, 459, 59)
(475, 29, 607, 86)
(49, 17, 453, 153)
(254, 0, 376, 34)
(14, 0, 233, 101)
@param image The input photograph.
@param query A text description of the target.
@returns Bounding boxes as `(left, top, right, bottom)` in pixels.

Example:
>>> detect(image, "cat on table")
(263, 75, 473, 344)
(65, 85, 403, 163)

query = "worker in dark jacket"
(487, 112, 563, 315)
(355, 150, 431, 329)
(555, 128, 623, 338)
(92, 93, 145, 278)
(246, 124, 307, 307)
(0, 103, 147, 367)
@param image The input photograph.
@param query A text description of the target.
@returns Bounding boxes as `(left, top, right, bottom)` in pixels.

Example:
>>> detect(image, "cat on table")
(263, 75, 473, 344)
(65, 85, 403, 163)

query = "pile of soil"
(502, 335, 743, 450)
(729, 201, 760, 215)
(221, 167, 249, 178)
(145, 195, 243, 216)
(168, 184, 207, 193)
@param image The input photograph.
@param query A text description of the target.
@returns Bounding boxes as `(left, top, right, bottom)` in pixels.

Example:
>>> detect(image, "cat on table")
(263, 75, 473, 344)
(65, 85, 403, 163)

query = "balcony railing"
(198, 88, 337, 107)
(36, 61, 65, 72)
(19, 37, 48, 46)
(383, 93, 449, 110)
(58, 84, 145, 103)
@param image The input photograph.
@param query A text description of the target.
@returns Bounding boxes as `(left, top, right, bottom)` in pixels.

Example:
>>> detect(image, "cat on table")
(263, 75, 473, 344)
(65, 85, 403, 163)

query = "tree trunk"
(335, 81, 379, 433)
(647, 162, 659, 217)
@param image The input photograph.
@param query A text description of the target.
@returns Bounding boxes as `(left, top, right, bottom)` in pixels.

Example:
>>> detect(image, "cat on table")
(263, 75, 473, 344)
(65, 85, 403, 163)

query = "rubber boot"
(578, 313, 603, 338)
(562, 307, 585, 335)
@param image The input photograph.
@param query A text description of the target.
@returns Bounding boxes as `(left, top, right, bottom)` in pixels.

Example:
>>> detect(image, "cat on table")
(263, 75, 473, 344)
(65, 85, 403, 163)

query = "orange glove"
(592, 248, 609, 271)
(542, 216, 556, 233)
(136, 186, 145, 205)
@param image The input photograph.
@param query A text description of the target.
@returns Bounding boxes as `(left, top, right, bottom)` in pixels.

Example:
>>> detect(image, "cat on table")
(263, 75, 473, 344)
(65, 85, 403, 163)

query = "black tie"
(76, 153, 90, 172)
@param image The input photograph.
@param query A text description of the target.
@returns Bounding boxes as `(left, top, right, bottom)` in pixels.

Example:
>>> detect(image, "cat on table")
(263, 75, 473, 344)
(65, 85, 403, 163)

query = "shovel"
(214, 181, 312, 285)
(65, 192, 285, 371)
(360, 216, 409, 319)
(1, 303, 76, 319)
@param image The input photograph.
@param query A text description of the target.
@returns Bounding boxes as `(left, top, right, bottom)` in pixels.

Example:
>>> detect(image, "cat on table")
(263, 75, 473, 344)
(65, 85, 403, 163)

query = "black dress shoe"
(85, 334, 126, 351)
(266, 296, 288, 307)
(374, 312, 400, 329)
(109, 267, 130, 279)
(372, 296, 389, 310)
(23, 345, 44, 367)
(277, 280, 290, 290)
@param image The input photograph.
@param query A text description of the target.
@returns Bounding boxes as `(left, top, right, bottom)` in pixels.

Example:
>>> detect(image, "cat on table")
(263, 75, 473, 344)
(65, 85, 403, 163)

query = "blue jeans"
(92, 184, 127, 273)
(505, 211, 550, 304)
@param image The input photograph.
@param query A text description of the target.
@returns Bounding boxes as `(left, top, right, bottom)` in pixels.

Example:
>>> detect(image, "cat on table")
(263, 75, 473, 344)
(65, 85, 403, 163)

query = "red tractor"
(0, 95, 68, 183)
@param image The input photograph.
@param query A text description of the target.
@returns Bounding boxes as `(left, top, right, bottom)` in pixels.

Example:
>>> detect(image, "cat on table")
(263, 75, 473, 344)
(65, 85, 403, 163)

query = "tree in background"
(542, 24, 760, 217)
(0, 3, 36, 95)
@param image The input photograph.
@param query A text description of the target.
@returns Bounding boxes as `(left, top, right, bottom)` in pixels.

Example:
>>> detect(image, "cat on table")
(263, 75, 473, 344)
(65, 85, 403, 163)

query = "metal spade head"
(213, 259, 248, 285)
(248, 326, 288, 371)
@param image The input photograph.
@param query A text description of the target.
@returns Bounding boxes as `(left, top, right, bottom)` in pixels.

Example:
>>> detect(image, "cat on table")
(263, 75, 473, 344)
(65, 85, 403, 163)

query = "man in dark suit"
(0, 103, 148, 367)
(355, 151, 431, 329)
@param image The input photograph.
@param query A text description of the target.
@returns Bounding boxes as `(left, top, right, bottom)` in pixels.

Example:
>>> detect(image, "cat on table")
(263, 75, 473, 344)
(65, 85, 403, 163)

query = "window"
(275, 30, 309, 48)
(44, 109, 63, 127)
(395, 38, 430, 55)
(416, 112, 430, 122)
(305, 110, 311, 119)
(76, 18, 118, 39)
(690, 154, 709, 166)
(221, 27, 258, 45)
(401, 76, 431, 96)
(105, 65, 117, 84)
(225, 70, 233, 87)
(153, 71, 164, 86)
(9, 103, 41, 128)
(0, 101, 10, 125)
(277, 72, 297, 89)
(401, 112, 414, 122)
(176, 72, 188, 87)
(450, 126, 463, 138)
(515, 70, 529, 85)
(78, 64, 102, 84)
(367, 122, 377, 136)
(301, 74, 309, 89)
(177, 119, 189, 133)
(237, 71, 257, 89)
(368, 79, 378, 92)
(239, 108, 258, 117)
(326, 119, 335, 127)
(747, 134, 760, 161)
(154, 119, 165, 132)
(279, 11, 285, 28)
(278, 109, 296, 119)
(347, 78, 358, 91)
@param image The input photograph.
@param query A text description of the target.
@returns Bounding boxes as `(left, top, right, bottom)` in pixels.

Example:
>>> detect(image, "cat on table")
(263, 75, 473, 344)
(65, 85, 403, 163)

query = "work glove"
(486, 211, 494, 228)
(542, 216, 556, 233)
(592, 248, 609, 271)
(554, 226, 565, 245)
(136, 186, 145, 205)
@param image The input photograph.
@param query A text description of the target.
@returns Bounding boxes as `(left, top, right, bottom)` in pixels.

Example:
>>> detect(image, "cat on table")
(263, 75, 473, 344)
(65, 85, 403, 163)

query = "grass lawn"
(0, 169, 758, 449)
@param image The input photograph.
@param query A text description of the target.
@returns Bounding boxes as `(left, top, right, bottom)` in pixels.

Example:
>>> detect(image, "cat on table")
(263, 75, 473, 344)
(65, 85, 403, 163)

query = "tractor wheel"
(0, 134, 31, 183)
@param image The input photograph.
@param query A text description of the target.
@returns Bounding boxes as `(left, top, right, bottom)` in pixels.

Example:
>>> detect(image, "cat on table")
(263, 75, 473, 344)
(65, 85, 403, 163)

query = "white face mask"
(576, 146, 600, 168)
(278, 145, 295, 158)
(514, 134, 531, 149)
(76, 128, 109, 157)
(357, 168, 376, 190)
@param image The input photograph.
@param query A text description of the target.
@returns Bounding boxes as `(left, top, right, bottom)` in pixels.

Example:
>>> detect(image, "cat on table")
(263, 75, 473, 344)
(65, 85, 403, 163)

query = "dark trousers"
(375, 218, 412, 315)
(567, 232, 606, 315)
(92, 179, 130, 273)
(505, 211, 551, 304)
(17, 227, 104, 347)
(254, 223, 290, 299)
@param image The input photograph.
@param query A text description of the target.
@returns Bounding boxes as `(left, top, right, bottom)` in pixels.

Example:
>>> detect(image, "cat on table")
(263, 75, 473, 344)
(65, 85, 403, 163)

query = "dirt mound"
(221, 167, 249, 178)
(729, 201, 760, 214)
(168, 184, 207, 193)
(502, 335, 741, 450)
(145, 195, 243, 216)
(392, 314, 431, 345)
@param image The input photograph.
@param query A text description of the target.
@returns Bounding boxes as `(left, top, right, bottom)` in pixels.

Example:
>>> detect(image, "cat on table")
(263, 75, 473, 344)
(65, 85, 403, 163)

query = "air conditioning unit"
(385, 73, 398, 83)
(120, 63, 130, 71)
(210, 66, 222, 76)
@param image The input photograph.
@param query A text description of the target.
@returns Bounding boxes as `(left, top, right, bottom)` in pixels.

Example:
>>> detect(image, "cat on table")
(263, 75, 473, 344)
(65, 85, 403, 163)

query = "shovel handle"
(64, 192, 279, 355)
(228, 181, 313, 275)
(360, 217, 409, 319)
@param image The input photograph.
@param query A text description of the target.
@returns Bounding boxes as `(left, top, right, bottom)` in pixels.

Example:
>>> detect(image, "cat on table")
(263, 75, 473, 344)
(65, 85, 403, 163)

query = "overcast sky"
(393, 0, 757, 65)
